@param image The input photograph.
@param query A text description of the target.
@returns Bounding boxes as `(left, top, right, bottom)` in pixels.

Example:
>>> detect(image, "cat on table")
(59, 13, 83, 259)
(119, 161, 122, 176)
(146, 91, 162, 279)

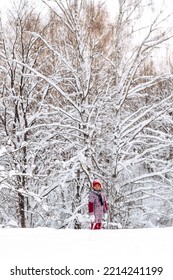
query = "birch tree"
(28, 0, 114, 228)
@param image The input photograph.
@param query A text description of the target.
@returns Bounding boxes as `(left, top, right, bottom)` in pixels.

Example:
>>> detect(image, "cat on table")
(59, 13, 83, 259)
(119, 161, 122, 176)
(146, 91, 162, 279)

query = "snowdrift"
(0, 227, 172, 279)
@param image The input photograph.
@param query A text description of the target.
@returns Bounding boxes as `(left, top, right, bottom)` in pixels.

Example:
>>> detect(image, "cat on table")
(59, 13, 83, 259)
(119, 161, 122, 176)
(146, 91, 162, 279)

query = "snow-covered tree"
(97, 0, 173, 228)
(0, 0, 56, 227)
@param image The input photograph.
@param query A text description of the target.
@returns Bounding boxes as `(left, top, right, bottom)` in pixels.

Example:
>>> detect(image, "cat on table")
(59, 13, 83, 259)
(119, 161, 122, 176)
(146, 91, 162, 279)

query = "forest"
(0, 0, 173, 229)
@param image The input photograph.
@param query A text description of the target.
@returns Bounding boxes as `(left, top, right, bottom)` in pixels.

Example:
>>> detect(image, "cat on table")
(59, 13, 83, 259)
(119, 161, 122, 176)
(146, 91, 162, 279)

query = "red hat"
(92, 179, 102, 189)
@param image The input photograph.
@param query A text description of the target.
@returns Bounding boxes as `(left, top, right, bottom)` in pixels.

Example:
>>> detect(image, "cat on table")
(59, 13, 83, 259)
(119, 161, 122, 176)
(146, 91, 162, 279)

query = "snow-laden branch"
(120, 168, 172, 189)
(16, 121, 86, 136)
(128, 74, 173, 97)
(121, 93, 173, 138)
(7, 58, 81, 113)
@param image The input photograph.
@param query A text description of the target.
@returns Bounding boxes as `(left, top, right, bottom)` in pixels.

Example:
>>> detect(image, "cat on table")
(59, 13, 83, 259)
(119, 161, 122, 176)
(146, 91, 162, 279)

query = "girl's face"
(93, 183, 101, 191)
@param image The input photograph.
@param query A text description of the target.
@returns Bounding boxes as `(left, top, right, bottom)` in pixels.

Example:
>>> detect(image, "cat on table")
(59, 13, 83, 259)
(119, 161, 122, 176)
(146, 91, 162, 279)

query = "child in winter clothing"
(88, 179, 108, 229)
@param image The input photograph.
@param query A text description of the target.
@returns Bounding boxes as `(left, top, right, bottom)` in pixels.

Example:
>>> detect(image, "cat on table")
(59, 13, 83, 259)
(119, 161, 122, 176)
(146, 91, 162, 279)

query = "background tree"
(0, 0, 56, 227)
(101, 0, 173, 228)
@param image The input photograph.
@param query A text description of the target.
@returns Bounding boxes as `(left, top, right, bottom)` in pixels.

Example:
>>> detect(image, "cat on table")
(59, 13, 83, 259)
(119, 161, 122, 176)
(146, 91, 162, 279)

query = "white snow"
(0, 227, 172, 279)
(0, 147, 7, 156)
(8, 170, 16, 178)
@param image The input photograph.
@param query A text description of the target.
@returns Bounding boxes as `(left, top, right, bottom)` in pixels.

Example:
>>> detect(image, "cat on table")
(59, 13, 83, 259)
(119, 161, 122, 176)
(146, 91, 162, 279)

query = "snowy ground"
(0, 227, 173, 280)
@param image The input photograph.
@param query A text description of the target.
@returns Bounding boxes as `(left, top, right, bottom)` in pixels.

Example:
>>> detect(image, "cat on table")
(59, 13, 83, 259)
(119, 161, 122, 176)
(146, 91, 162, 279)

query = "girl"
(88, 179, 108, 229)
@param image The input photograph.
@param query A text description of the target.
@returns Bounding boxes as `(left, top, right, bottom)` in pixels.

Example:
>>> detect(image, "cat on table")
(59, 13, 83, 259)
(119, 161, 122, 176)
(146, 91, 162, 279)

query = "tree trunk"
(18, 192, 26, 228)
